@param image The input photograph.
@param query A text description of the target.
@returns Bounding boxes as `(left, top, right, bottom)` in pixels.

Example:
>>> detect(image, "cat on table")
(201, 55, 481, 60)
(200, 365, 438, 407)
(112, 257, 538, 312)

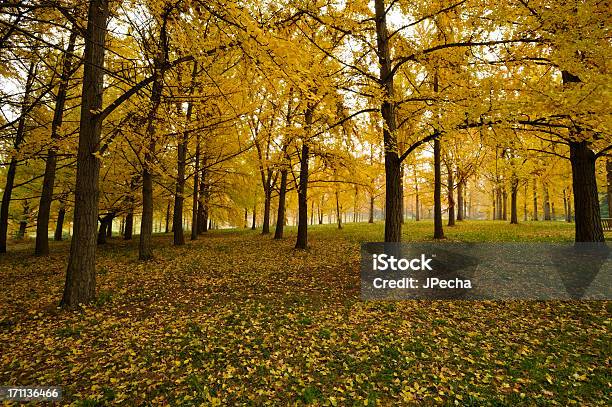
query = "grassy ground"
(0, 221, 610, 406)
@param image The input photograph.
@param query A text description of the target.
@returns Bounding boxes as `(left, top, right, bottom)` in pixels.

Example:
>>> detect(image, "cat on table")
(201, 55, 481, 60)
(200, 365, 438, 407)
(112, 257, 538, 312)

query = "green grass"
(0, 220, 609, 405)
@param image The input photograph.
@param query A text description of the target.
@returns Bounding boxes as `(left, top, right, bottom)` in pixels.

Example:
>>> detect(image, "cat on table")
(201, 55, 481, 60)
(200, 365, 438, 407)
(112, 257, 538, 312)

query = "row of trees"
(0, 0, 609, 307)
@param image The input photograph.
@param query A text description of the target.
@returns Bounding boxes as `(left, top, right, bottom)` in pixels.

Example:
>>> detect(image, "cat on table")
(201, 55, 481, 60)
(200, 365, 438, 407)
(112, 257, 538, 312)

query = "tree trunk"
(569, 141, 604, 242)
(61, 0, 109, 308)
(335, 190, 342, 230)
(17, 202, 29, 239)
(532, 179, 538, 221)
(375, 0, 402, 242)
(173, 132, 185, 244)
(456, 178, 464, 221)
(124, 209, 133, 240)
(139, 154, 155, 260)
(399, 164, 404, 224)
(524, 183, 528, 221)
(274, 168, 288, 239)
(106, 214, 113, 237)
(197, 153, 209, 234)
(566, 189, 572, 222)
(0, 62, 35, 253)
(97, 213, 113, 245)
(251, 202, 256, 229)
(190, 134, 201, 240)
(262, 183, 271, 234)
(607, 158, 612, 218)
(510, 175, 519, 224)
(543, 183, 551, 220)
(295, 107, 312, 249)
(433, 138, 444, 239)
(368, 194, 374, 223)
(415, 167, 420, 221)
(35, 31, 77, 256)
(502, 186, 507, 220)
(563, 188, 569, 222)
(447, 165, 455, 226)
(54, 203, 66, 241)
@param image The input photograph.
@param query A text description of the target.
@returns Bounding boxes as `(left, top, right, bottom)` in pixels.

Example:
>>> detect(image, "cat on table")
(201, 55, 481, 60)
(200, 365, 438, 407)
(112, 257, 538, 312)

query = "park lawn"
(0, 221, 610, 406)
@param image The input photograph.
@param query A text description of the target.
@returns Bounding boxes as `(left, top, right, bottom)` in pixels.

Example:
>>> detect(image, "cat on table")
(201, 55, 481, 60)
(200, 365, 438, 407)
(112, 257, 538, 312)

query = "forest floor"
(1, 221, 610, 406)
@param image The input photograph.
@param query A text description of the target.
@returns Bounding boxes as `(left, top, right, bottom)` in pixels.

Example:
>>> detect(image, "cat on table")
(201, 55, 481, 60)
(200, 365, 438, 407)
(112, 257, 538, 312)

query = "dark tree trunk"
(197, 154, 209, 234)
(191, 135, 201, 240)
(607, 158, 612, 218)
(502, 186, 507, 220)
(543, 184, 551, 220)
(17, 221, 27, 239)
(244, 208, 248, 228)
(524, 183, 528, 221)
(335, 190, 342, 230)
(0, 62, 35, 253)
(415, 167, 420, 221)
(532, 179, 538, 220)
(295, 107, 312, 249)
(569, 141, 603, 242)
(124, 209, 133, 240)
(61, 0, 109, 308)
(106, 214, 113, 237)
(563, 188, 569, 222)
(433, 138, 444, 239)
(139, 142, 155, 260)
(274, 168, 288, 239)
(510, 175, 519, 224)
(375, 0, 402, 242)
(456, 178, 464, 221)
(399, 164, 404, 224)
(173, 138, 185, 243)
(492, 190, 496, 220)
(310, 200, 314, 225)
(251, 203, 256, 229)
(567, 190, 572, 222)
(54, 204, 66, 241)
(35, 31, 77, 256)
(262, 185, 271, 234)
(447, 165, 455, 226)
(174, 62, 196, 246)
(97, 213, 113, 245)
(17, 202, 29, 239)
(368, 194, 374, 223)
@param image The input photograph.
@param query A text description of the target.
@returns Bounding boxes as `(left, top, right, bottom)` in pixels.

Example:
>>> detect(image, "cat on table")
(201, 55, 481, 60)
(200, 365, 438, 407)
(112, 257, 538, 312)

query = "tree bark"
(510, 175, 519, 224)
(607, 158, 612, 218)
(502, 186, 508, 221)
(569, 141, 604, 242)
(335, 190, 342, 230)
(61, 0, 109, 308)
(0, 62, 35, 253)
(124, 208, 133, 240)
(35, 30, 77, 256)
(295, 106, 313, 249)
(456, 178, 464, 221)
(433, 138, 444, 239)
(106, 213, 113, 237)
(375, 0, 402, 242)
(532, 179, 538, 221)
(447, 164, 455, 226)
(262, 181, 272, 234)
(190, 134, 201, 240)
(543, 183, 551, 220)
(251, 202, 256, 229)
(17, 202, 29, 239)
(524, 183, 528, 221)
(54, 203, 66, 241)
(274, 168, 288, 239)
